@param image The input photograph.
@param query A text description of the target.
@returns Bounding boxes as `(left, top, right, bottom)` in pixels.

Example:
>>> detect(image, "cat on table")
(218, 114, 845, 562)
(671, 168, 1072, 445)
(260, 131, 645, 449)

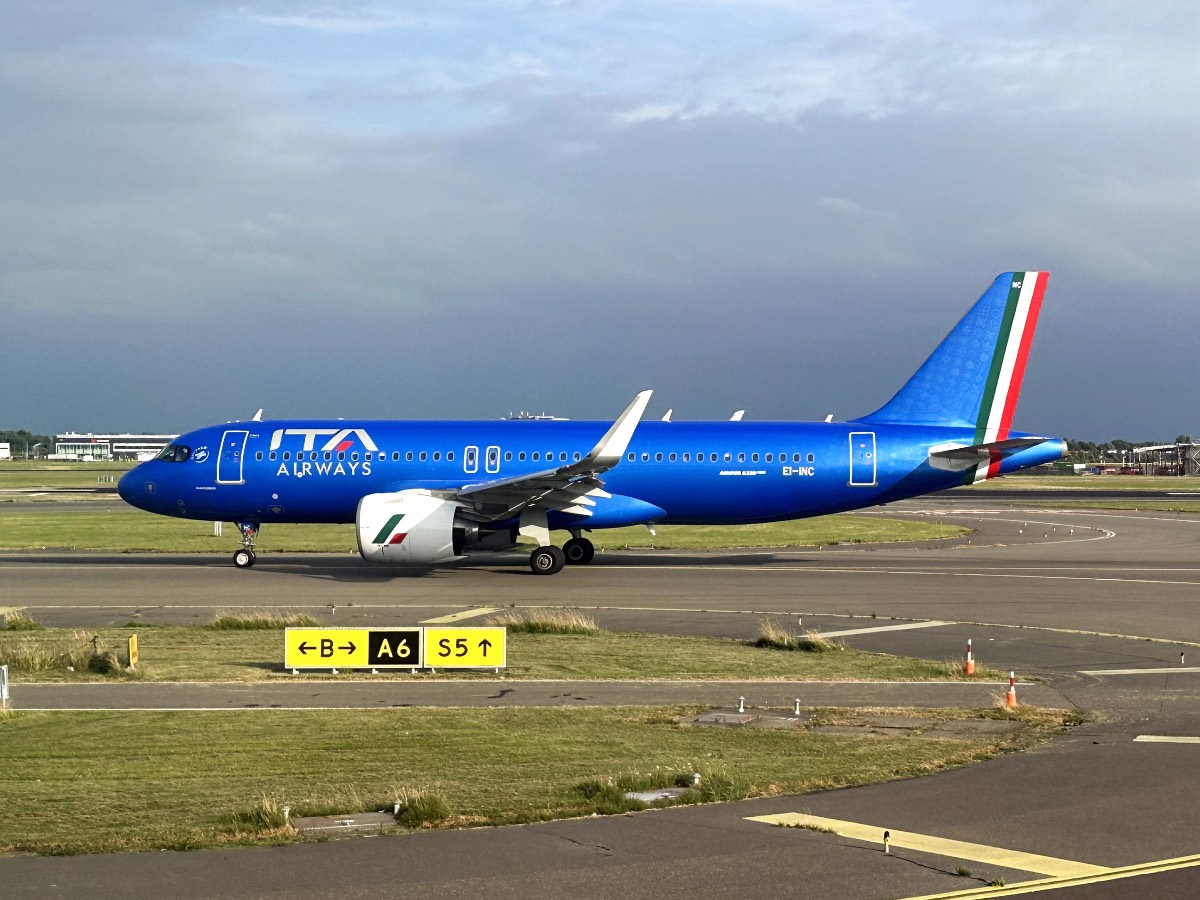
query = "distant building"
(0, 443, 10, 460)
(52, 433, 178, 462)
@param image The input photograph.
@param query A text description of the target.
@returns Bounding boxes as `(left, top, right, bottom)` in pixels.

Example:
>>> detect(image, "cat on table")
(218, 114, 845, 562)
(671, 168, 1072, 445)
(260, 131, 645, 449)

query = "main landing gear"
(233, 522, 259, 569)
(528, 533, 595, 575)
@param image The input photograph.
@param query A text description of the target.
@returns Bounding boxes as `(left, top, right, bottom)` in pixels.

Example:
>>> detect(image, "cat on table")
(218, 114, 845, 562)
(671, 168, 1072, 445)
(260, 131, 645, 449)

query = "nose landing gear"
(233, 522, 260, 568)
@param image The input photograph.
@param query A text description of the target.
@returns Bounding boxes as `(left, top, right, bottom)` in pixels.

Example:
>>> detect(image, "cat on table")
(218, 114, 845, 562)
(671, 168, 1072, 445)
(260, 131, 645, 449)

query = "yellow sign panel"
(284, 628, 425, 670)
(423, 627, 506, 668)
(128, 634, 139, 667)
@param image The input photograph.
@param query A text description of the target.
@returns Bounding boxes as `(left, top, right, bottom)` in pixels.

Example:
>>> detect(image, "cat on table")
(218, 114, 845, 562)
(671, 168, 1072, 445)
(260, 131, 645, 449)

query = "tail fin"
(852, 271, 1049, 440)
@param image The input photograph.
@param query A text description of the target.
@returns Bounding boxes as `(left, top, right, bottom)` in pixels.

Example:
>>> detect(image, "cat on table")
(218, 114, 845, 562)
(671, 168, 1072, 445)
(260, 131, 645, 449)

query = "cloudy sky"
(2, 1, 1196, 440)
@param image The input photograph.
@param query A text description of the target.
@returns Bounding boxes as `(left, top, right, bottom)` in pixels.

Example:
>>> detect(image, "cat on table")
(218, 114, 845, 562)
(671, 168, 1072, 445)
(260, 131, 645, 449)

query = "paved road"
(3, 499, 1200, 898)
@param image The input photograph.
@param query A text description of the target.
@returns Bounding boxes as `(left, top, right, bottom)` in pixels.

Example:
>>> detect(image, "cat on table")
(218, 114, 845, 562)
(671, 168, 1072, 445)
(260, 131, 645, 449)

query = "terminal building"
(52, 433, 178, 462)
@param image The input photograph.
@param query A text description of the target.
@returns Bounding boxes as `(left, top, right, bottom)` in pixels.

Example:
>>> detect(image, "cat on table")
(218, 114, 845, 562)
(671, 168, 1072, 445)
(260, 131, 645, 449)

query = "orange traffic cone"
(1005, 671, 1018, 708)
(965, 639, 976, 676)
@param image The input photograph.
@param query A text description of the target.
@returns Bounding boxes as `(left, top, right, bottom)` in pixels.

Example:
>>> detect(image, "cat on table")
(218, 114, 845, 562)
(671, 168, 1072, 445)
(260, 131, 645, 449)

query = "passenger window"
(724, 452, 732, 462)
(738, 453, 745, 463)
(573, 452, 581, 461)
(683, 453, 690, 461)
(655, 452, 663, 461)
(533, 452, 540, 461)
(405, 451, 413, 461)
(793, 453, 801, 463)
(505, 452, 512, 461)
(519, 452, 526, 461)
(255, 451, 263, 461)
(351, 452, 359, 461)
(269, 452, 277, 461)
(560, 452, 567, 461)
(710, 453, 718, 462)
(338, 452, 346, 460)
(751, 453, 759, 462)
(642, 452, 649, 461)
(628, 453, 635, 461)
(433, 452, 441, 461)
(669, 453, 677, 462)
(283, 452, 291, 461)
(448, 451, 455, 461)
(324, 451, 332, 461)
(419, 452, 427, 461)
(766, 453, 773, 462)
(807, 453, 814, 463)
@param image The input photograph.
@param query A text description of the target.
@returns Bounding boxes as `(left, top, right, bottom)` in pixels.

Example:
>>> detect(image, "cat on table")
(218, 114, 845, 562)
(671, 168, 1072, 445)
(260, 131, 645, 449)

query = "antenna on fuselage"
(661, 409, 673, 422)
(824, 414, 833, 423)
(730, 410, 745, 421)
(252, 409, 263, 422)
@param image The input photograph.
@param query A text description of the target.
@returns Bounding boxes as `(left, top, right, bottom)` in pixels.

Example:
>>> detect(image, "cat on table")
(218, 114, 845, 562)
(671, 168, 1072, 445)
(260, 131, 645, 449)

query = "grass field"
(0, 704, 1073, 855)
(0, 508, 968, 552)
(0, 624, 995, 683)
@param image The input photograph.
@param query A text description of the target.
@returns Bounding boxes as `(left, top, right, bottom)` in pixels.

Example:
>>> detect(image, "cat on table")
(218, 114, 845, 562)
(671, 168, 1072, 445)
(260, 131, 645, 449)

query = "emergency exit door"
(849, 431, 876, 486)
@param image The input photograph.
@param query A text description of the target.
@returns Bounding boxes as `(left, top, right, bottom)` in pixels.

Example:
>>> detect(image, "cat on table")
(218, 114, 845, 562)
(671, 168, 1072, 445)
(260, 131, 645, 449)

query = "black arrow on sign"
(339, 642, 356, 653)
(298, 642, 314, 654)
(479, 638, 492, 657)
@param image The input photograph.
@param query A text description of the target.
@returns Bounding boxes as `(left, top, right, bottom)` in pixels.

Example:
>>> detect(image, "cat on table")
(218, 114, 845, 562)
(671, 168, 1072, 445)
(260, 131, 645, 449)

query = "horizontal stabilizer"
(928, 437, 1050, 472)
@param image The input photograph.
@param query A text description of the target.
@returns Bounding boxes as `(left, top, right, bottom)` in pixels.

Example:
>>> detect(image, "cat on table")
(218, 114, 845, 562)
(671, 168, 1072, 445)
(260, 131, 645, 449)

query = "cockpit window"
(156, 444, 191, 463)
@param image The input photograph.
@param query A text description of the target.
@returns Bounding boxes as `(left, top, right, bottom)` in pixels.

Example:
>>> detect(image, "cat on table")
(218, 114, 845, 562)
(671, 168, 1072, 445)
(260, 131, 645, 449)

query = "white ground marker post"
(1, 664, 9, 709)
(965, 638, 975, 676)
(1006, 671, 1018, 709)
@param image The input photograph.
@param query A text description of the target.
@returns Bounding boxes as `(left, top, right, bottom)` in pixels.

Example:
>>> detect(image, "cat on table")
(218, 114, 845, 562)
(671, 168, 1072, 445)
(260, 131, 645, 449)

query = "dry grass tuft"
(392, 788, 452, 827)
(207, 611, 321, 630)
(754, 621, 841, 653)
(486, 608, 600, 635)
(3, 611, 42, 631)
(0, 631, 100, 673)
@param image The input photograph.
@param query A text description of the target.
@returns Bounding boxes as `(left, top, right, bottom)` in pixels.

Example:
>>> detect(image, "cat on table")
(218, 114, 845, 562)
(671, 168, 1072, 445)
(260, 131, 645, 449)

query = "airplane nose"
(118, 467, 149, 508)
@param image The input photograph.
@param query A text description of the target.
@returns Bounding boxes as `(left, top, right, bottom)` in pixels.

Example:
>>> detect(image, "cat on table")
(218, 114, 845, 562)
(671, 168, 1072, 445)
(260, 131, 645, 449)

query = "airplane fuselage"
(123, 418, 1065, 528)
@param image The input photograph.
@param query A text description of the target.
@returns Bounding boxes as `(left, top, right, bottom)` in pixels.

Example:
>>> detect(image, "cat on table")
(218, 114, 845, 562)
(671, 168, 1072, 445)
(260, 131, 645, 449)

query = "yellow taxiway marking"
(420, 607, 501, 624)
(747, 813, 1109, 878)
(902, 852, 1200, 898)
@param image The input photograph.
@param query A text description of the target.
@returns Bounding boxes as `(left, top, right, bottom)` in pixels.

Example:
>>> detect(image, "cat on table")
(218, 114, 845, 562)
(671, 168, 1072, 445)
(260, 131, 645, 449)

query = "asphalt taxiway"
(3, 498, 1200, 898)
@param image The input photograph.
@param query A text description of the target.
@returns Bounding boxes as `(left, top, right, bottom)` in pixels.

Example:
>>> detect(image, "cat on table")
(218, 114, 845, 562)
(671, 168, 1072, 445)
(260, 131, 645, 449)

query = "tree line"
(0, 430, 54, 458)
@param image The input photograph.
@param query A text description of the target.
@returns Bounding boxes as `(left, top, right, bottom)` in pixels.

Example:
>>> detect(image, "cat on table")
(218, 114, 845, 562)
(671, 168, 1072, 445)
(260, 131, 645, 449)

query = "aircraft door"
(217, 430, 249, 485)
(849, 432, 876, 486)
(464, 446, 479, 474)
(486, 445, 500, 474)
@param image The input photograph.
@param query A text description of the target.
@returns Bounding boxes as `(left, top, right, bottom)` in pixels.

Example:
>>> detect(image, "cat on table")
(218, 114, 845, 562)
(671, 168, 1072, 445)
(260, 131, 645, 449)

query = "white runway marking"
(815, 620, 953, 638)
(1082, 667, 1200, 676)
(420, 607, 501, 623)
(1134, 735, 1200, 744)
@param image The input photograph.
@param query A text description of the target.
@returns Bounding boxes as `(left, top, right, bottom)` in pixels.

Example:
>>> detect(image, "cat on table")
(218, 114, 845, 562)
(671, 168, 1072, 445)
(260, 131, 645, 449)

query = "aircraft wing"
(453, 390, 652, 521)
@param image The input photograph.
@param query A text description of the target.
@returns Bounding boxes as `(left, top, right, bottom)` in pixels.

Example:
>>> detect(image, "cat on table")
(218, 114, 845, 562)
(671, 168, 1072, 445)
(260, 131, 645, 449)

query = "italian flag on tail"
(967, 271, 1049, 483)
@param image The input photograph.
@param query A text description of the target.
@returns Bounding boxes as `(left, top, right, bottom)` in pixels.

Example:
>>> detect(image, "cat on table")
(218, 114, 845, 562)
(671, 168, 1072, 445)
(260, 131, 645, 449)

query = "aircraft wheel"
(563, 537, 595, 565)
(233, 548, 256, 569)
(529, 545, 566, 575)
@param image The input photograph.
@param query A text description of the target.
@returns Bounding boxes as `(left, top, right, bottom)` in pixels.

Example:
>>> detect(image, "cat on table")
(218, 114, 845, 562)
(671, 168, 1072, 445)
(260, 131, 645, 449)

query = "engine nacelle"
(356, 490, 470, 565)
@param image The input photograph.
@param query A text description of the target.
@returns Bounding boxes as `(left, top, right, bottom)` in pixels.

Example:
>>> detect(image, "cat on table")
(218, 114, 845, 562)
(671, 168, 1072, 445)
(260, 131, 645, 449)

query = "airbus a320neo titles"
(119, 272, 1065, 575)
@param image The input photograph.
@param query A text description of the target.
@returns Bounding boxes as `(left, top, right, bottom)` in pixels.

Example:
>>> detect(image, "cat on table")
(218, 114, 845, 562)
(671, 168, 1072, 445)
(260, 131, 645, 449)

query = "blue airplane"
(118, 272, 1065, 575)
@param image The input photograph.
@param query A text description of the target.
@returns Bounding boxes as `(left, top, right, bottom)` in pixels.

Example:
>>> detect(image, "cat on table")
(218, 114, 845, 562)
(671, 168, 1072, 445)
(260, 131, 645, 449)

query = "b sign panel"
(285, 628, 423, 670)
